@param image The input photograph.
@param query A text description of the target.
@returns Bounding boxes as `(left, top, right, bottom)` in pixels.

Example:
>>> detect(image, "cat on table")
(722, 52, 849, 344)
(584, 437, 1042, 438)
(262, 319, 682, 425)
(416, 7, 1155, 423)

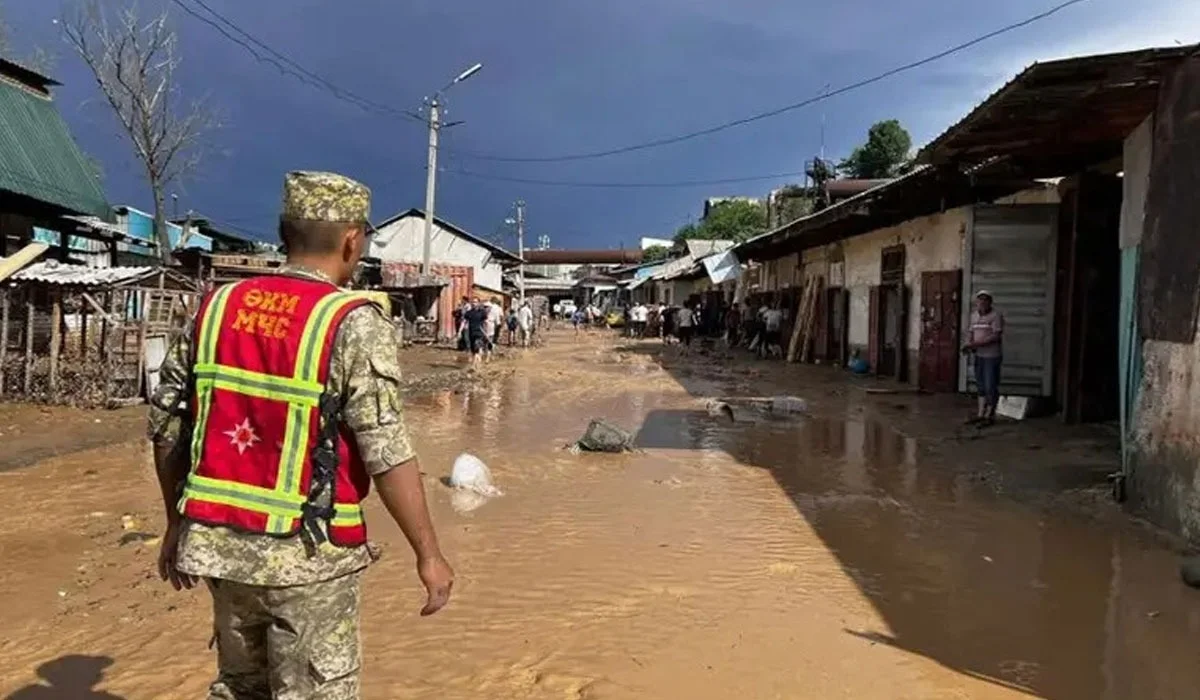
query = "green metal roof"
(0, 76, 110, 219)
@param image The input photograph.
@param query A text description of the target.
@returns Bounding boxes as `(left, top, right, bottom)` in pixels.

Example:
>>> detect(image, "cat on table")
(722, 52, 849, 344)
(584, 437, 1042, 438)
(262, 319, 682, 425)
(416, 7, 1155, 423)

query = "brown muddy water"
(1, 332, 1198, 699)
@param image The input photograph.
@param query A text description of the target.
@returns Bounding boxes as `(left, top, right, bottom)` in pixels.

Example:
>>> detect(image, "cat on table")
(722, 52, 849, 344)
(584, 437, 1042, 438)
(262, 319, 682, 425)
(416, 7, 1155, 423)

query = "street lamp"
(422, 62, 484, 275)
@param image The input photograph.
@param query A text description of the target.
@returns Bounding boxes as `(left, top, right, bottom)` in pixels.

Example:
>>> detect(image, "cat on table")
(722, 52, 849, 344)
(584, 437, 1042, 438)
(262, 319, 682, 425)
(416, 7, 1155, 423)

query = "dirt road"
(1, 330, 1197, 699)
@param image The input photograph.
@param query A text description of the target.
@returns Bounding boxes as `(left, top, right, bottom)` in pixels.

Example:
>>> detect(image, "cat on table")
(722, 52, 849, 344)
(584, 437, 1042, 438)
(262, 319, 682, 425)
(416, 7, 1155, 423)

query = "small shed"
(0, 260, 199, 406)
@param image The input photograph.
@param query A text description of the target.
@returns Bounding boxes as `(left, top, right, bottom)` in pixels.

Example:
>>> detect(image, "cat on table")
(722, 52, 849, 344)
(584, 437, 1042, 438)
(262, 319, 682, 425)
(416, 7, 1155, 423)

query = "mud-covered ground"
(1, 330, 1198, 700)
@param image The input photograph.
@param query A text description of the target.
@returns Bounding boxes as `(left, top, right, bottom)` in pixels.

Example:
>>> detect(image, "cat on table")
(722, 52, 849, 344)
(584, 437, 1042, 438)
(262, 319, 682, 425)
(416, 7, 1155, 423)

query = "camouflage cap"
(281, 171, 371, 224)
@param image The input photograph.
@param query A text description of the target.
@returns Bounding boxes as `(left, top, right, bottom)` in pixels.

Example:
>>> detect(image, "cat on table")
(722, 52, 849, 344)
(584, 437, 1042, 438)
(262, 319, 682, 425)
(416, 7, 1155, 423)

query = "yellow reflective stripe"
(332, 503, 363, 527)
(195, 364, 324, 407)
(296, 292, 360, 383)
(189, 283, 238, 475)
(197, 283, 239, 365)
(189, 474, 305, 506)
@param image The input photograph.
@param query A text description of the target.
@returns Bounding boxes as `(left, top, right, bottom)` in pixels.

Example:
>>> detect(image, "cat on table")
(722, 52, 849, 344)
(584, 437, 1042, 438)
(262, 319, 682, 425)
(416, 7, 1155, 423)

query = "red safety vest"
(179, 274, 382, 547)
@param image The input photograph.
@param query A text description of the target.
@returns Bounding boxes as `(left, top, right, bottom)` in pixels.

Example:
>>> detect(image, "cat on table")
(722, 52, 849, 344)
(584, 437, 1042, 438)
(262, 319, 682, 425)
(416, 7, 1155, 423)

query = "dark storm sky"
(6, 0, 1196, 250)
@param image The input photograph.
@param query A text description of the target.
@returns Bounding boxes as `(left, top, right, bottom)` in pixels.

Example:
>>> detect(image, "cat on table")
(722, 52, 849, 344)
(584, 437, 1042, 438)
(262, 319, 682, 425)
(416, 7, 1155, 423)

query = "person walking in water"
(517, 300, 534, 348)
(147, 171, 454, 700)
(462, 296, 491, 368)
(963, 289, 1004, 426)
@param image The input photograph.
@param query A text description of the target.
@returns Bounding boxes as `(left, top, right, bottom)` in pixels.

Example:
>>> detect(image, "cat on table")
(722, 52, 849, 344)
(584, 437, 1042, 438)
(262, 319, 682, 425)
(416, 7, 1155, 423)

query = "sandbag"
(574, 419, 635, 453)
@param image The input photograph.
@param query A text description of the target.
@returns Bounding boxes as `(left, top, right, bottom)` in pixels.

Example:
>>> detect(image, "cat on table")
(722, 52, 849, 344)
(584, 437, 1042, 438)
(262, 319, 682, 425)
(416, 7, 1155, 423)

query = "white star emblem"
(223, 418, 261, 455)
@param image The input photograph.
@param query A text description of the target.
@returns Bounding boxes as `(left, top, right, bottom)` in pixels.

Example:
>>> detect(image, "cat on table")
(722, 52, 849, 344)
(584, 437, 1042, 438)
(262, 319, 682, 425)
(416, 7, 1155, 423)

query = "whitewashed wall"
(370, 215, 504, 290)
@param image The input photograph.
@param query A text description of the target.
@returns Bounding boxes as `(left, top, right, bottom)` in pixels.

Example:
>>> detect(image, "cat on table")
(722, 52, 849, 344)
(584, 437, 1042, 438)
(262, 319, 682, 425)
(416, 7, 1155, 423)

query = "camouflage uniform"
(148, 172, 412, 700)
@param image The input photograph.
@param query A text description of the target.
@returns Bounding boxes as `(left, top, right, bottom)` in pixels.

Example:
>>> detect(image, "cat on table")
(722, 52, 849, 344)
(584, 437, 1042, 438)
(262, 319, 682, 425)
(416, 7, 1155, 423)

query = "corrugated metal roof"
(919, 44, 1197, 171)
(12, 260, 158, 286)
(0, 76, 109, 219)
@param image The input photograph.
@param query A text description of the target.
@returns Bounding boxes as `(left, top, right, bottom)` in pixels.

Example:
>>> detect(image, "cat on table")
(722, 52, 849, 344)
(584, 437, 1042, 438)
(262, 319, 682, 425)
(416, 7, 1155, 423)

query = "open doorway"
(1058, 173, 1122, 423)
(870, 245, 908, 381)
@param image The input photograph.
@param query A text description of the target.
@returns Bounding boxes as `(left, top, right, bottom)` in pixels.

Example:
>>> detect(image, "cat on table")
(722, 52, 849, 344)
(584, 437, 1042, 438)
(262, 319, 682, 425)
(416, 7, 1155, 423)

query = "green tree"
(673, 200, 767, 244)
(839, 119, 912, 179)
(643, 244, 671, 262)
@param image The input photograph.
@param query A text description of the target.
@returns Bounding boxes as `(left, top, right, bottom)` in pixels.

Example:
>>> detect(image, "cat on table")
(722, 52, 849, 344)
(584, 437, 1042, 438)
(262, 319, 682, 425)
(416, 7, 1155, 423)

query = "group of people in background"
(454, 296, 536, 368)
(610, 298, 788, 359)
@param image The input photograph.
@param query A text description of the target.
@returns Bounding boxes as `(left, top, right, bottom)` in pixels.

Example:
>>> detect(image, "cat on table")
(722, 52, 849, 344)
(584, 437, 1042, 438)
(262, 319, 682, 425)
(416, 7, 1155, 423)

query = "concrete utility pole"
(516, 200, 526, 304)
(421, 99, 440, 275)
(420, 62, 483, 276)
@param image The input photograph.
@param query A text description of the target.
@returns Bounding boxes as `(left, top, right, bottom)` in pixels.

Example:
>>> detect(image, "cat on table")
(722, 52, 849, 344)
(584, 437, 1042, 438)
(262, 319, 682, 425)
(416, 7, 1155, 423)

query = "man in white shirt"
(761, 303, 784, 359)
(630, 303, 648, 338)
(676, 303, 697, 350)
(516, 301, 534, 348)
(483, 297, 504, 355)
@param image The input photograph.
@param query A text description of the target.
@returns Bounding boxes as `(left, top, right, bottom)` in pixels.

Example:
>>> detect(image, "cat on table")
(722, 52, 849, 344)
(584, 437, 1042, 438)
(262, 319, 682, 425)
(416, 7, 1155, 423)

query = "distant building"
(369, 208, 521, 292)
(640, 237, 673, 250)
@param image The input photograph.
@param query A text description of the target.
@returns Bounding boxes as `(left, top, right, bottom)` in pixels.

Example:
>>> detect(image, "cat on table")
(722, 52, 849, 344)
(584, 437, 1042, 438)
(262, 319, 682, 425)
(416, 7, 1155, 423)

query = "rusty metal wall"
(382, 262, 473, 340)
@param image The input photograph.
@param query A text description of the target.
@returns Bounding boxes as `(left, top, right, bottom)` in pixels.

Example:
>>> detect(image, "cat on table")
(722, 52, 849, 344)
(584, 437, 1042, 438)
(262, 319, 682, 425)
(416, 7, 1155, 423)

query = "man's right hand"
(418, 554, 454, 616)
(157, 522, 197, 591)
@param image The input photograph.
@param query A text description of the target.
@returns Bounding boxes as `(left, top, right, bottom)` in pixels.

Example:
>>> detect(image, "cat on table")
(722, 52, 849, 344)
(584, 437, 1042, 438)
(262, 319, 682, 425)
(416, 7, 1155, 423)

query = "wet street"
(1, 329, 1198, 699)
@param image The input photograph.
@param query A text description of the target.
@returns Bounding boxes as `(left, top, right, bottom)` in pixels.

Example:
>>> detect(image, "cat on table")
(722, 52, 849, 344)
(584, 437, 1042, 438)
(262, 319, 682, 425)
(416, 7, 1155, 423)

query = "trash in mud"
(705, 400, 736, 422)
(449, 453, 502, 497)
(448, 453, 502, 514)
(715, 396, 809, 419)
(571, 419, 636, 453)
(769, 396, 809, 414)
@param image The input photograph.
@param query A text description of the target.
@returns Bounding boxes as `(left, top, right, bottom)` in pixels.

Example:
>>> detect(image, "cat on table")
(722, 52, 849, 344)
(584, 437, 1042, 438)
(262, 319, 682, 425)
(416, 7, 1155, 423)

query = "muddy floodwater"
(2, 331, 1199, 699)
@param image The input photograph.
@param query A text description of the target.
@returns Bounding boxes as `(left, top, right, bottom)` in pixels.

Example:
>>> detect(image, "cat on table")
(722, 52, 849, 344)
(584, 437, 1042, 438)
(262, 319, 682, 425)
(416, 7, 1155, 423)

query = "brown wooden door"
(868, 286, 880, 372)
(918, 269, 962, 392)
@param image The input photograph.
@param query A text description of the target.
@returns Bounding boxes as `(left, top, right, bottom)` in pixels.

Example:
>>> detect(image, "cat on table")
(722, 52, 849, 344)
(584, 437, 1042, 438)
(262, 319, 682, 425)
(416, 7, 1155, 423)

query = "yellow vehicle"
(605, 309, 625, 328)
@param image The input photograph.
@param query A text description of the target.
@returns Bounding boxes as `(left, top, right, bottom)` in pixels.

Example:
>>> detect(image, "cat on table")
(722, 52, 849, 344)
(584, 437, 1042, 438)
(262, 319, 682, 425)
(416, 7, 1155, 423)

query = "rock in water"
(575, 419, 636, 453)
(449, 454, 502, 497)
(1180, 556, 1200, 588)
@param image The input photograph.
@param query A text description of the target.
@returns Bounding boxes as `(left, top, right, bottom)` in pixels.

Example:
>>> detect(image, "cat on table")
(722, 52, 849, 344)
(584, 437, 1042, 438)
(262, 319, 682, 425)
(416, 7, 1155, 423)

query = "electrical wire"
(170, 0, 1089, 165)
(445, 167, 811, 189)
(445, 0, 1091, 162)
(170, 0, 423, 123)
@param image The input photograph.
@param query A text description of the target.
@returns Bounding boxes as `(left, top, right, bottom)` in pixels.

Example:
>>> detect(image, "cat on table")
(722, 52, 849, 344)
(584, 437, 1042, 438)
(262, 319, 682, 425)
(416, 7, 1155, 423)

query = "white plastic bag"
(450, 453, 502, 497)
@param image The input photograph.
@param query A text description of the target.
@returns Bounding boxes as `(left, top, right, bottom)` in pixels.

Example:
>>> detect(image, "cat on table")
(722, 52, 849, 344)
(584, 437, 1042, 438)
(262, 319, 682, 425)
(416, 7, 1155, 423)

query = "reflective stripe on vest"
(181, 281, 374, 535)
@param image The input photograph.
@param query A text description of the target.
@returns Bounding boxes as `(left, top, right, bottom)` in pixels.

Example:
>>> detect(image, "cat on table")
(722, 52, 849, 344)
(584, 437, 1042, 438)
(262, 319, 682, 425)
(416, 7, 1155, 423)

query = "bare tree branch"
(62, 0, 219, 262)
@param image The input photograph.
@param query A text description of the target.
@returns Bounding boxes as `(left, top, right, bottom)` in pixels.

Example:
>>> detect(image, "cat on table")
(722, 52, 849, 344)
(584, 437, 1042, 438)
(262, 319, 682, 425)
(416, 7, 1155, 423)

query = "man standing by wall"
(148, 171, 454, 699)
(963, 290, 1004, 426)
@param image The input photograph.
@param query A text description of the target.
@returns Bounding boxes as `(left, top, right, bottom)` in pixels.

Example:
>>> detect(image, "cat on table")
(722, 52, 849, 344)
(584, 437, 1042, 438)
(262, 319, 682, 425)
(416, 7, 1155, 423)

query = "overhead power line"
(170, 0, 422, 123)
(170, 0, 1089, 164)
(446, 168, 810, 189)
(446, 0, 1091, 163)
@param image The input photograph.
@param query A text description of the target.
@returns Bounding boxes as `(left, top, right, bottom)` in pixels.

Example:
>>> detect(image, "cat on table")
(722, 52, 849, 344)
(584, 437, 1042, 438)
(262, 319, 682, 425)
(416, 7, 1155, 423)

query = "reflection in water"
(392, 365, 1200, 700)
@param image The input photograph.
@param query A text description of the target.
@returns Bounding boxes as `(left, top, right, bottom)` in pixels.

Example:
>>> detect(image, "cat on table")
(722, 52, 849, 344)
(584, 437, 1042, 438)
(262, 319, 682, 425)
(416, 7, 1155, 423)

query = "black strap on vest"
(301, 390, 342, 549)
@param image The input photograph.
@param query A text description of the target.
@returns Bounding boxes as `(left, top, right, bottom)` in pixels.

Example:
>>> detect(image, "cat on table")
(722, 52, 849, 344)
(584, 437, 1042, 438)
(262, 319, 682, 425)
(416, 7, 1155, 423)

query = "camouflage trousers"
(205, 572, 362, 700)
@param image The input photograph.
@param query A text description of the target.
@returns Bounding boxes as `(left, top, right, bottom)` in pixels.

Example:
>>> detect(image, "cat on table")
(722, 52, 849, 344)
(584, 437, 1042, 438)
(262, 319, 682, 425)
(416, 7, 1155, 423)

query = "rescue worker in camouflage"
(148, 171, 454, 700)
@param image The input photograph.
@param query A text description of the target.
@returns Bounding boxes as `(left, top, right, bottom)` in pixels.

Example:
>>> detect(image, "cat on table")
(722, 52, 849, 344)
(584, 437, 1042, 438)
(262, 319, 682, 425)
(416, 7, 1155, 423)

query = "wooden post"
(49, 289, 61, 399)
(23, 290, 33, 395)
(80, 297, 89, 359)
(0, 289, 9, 398)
